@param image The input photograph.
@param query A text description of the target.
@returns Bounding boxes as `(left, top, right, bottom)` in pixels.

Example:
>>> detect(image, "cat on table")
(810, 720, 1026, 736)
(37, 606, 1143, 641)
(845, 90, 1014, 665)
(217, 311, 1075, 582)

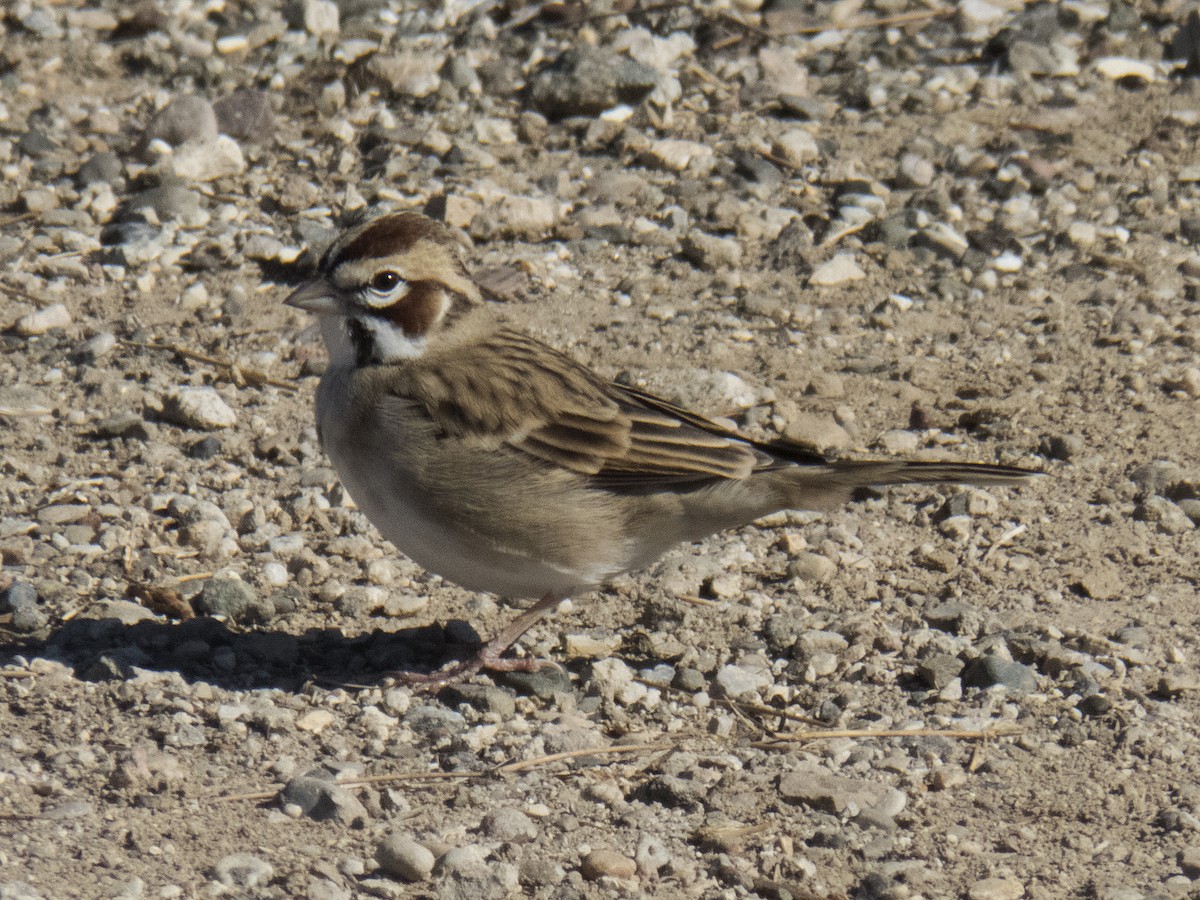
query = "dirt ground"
(2, 1, 1200, 898)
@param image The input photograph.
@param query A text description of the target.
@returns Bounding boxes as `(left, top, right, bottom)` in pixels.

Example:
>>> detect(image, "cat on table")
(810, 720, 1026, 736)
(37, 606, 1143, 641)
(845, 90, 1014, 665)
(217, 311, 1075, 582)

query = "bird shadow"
(0, 613, 489, 693)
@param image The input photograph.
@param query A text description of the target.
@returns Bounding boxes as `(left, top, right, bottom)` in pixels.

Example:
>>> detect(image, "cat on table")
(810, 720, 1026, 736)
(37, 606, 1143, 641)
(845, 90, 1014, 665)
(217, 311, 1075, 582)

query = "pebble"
(1095, 57, 1155, 82)
(580, 849, 637, 881)
(645, 139, 715, 174)
(281, 774, 368, 826)
(77, 151, 124, 187)
(917, 654, 965, 690)
(810, 254, 866, 286)
(714, 663, 771, 697)
(479, 807, 536, 843)
(294, 0, 339, 35)
(375, 835, 435, 882)
(1178, 846, 1200, 878)
(779, 765, 901, 817)
(170, 135, 246, 182)
(788, 552, 836, 583)
(681, 231, 742, 270)
(213, 89, 275, 142)
(125, 184, 205, 224)
(898, 152, 935, 187)
(961, 655, 1038, 694)
(2, 581, 47, 633)
(355, 52, 442, 99)
(527, 46, 658, 119)
(967, 877, 1025, 900)
(194, 577, 260, 622)
(1165, 367, 1200, 398)
(161, 386, 237, 430)
(15, 303, 72, 336)
(772, 129, 820, 167)
(213, 853, 273, 889)
(145, 95, 218, 147)
(438, 683, 516, 717)
(1135, 497, 1195, 534)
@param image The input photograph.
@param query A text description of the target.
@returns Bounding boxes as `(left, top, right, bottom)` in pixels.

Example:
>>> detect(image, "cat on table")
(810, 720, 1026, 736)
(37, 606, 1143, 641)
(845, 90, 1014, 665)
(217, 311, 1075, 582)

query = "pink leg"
(393, 593, 565, 689)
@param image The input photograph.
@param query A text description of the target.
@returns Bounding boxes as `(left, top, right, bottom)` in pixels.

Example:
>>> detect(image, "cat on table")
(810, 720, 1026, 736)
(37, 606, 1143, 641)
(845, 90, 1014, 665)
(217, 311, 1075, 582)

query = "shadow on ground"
(0, 614, 490, 692)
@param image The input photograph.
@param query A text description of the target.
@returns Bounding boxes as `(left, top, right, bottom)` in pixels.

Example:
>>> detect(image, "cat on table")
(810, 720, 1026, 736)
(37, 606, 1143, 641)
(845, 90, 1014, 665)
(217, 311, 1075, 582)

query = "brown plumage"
(286, 210, 1042, 685)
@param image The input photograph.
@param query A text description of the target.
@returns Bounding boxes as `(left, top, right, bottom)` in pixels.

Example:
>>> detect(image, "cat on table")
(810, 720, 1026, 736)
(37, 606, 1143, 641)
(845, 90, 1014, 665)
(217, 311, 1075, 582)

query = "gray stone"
(214, 89, 275, 143)
(3, 582, 46, 633)
(161, 386, 236, 430)
(1135, 497, 1195, 534)
(281, 775, 368, 826)
(145, 95, 218, 147)
(961, 655, 1037, 694)
(194, 578, 260, 622)
(479, 807, 536, 843)
(125, 184, 204, 223)
(580, 849, 636, 881)
(375, 835, 435, 882)
(917, 654, 964, 690)
(779, 765, 900, 816)
(15, 304, 71, 336)
(76, 151, 123, 186)
(528, 47, 658, 119)
(213, 853, 273, 889)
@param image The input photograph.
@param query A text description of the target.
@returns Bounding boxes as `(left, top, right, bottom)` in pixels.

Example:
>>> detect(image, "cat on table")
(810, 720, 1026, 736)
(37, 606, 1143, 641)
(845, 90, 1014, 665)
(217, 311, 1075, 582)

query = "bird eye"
(370, 271, 402, 294)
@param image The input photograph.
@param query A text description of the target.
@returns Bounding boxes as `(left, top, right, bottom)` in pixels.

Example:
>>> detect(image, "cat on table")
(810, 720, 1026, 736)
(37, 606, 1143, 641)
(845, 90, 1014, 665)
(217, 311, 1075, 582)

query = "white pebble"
(16, 303, 72, 336)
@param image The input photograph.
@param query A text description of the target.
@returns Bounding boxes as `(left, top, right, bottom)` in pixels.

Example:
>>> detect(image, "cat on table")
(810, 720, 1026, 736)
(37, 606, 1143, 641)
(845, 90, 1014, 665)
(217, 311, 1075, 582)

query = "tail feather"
(832, 459, 1041, 488)
(774, 459, 1041, 512)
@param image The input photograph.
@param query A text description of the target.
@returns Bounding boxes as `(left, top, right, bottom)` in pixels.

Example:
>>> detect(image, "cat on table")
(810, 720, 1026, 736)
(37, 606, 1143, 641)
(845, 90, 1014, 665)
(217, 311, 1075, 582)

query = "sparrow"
(285, 210, 1039, 686)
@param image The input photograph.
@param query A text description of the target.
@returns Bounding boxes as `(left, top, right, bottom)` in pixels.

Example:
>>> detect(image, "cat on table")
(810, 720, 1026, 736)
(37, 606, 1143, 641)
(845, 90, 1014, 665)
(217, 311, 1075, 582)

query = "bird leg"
(392, 592, 565, 688)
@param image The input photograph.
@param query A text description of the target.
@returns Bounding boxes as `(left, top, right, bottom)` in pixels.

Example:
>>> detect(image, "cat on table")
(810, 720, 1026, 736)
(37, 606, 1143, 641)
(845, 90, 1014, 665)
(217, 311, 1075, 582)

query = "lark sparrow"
(286, 211, 1038, 685)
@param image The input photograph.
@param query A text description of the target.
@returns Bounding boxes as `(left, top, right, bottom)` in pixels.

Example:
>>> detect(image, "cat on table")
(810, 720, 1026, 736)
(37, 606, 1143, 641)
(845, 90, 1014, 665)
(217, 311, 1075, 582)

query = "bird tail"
(834, 459, 1040, 488)
(775, 459, 1041, 511)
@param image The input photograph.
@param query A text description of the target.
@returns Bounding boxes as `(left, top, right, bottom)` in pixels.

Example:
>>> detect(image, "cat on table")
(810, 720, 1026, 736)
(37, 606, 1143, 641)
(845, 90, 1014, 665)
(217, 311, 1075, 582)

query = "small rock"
(375, 835, 435, 882)
(3, 582, 47, 633)
(580, 849, 637, 881)
(809, 254, 866, 286)
(714, 663, 771, 698)
(961, 655, 1037, 694)
(779, 764, 899, 816)
(787, 552, 836, 583)
(1095, 57, 1155, 83)
(15, 303, 72, 336)
(771, 129, 820, 167)
(645, 139, 715, 174)
(917, 654, 964, 690)
(967, 876, 1025, 900)
(527, 47, 658, 119)
(681, 231, 742, 270)
(145, 95, 218, 147)
(94, 408, 148, 441)
(897, 152, 935, 187)
(782, 412, 853, 452)
(1163, 367, 1200, 398)
(281, 774, 368, 826)
(213, 853, 273, 889)
(169, 135, 246, 182)
(213, 89, 275, 143)
(479, 808, 536, 843)
(635, 834, 671, 877)
(354, 52, 443, 99)
(1178, 846, 1200, 879)
(161, 386, 236, 430)
(291, 0, 339, 35)
(125, 184, 205, 224)
(1135, 497, 1195, 534)
(437, 684, 516, 717)
(77, 151, 123, 187)
(194, 578, 259, 622)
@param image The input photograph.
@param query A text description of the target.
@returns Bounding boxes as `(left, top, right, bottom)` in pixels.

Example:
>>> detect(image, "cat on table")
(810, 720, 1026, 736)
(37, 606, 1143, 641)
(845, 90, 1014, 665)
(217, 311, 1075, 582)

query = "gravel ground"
(2, 1, 1200, 897)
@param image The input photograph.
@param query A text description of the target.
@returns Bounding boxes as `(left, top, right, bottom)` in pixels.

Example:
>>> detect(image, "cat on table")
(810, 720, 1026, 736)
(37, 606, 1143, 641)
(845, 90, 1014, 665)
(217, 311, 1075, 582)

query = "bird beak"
(284, 279, 341, 315)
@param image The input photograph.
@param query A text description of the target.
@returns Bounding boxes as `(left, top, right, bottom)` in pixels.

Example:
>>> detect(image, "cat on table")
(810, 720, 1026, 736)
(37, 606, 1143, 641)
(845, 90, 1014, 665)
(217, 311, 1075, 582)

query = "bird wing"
(396, 329, 788, 486)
